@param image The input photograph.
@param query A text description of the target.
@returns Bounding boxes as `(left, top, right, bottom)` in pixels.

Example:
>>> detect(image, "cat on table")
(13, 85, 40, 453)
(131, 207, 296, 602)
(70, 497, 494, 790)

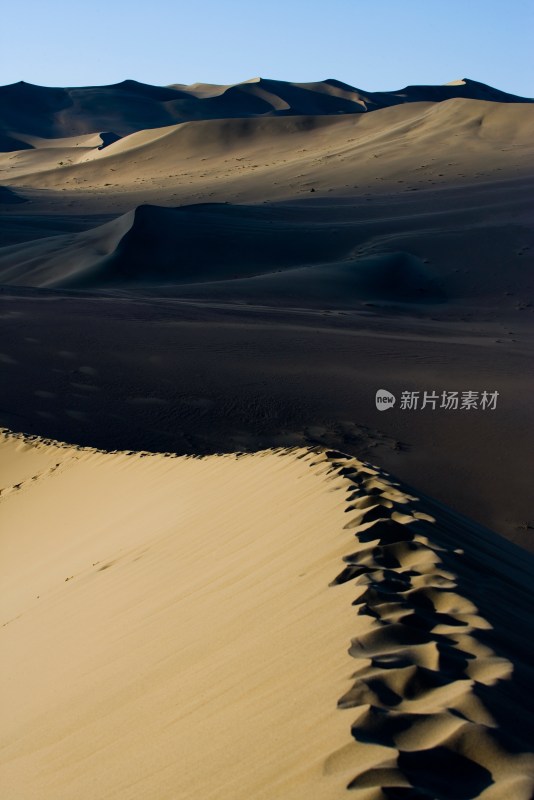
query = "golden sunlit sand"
(1, 430, 533, 799)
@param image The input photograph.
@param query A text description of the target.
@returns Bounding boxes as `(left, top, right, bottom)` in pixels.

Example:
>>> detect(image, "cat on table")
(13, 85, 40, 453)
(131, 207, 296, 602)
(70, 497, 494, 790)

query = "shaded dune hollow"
(0, 202, 446, 303)
(1, 430, 533, 799)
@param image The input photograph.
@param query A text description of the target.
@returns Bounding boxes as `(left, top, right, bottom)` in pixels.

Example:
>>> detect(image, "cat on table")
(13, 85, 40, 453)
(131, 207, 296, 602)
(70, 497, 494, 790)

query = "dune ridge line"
(1, 429, 533, 798)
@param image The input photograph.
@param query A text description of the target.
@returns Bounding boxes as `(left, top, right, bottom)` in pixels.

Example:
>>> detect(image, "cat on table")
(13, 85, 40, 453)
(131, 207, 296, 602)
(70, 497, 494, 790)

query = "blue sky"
(1, 0, 532, 96)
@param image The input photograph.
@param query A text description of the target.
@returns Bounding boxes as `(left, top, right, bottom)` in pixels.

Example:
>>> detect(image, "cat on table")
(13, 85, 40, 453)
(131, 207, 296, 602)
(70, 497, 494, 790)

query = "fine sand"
(1, 429, 533, 799)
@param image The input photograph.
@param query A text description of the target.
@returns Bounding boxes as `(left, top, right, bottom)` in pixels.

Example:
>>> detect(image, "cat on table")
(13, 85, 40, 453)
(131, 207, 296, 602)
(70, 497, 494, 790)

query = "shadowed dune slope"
(0, 186, 27, 204)
(0, 195, 531, 308)
(1, 431, 533, 799)
(0, 203, 444, 294)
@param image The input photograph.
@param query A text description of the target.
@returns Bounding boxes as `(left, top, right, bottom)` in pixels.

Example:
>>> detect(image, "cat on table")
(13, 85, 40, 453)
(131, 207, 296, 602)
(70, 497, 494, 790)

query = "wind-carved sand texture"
(325, 453, 534, 798)
(1, 430, 533, 799)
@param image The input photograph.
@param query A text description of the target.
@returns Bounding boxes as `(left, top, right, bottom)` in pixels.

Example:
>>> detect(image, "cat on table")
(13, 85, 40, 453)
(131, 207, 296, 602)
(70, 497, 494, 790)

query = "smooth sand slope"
(1, 430, 533, 799)
(2, 97, 533, 209)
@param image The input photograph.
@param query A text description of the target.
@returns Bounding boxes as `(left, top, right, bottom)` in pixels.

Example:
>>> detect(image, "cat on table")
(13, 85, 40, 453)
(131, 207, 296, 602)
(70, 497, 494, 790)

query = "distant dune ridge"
(1, 430, 533, 799)
(0, 76, 532, 141)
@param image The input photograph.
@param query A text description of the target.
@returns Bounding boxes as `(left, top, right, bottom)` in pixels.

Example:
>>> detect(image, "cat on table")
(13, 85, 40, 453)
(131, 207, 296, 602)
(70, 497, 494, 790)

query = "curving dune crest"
(0, 193, 525, 305)
(1, 430, 533, 799)
(0, 201, 439, 296)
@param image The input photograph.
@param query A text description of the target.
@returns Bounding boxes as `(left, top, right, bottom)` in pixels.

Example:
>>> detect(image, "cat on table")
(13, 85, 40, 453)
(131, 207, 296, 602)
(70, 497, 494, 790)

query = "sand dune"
(1, 71, 533, 800)
(0, 92, 532, 296)
(0, 77, 531, 142)
(0, 202, 443, 294)
(0, 202, 353, 288)
(1, 430, 533, 799)
(2, 97, 533, 200)
(0, 76, 533, 548)
(0, 190, 531, 309)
